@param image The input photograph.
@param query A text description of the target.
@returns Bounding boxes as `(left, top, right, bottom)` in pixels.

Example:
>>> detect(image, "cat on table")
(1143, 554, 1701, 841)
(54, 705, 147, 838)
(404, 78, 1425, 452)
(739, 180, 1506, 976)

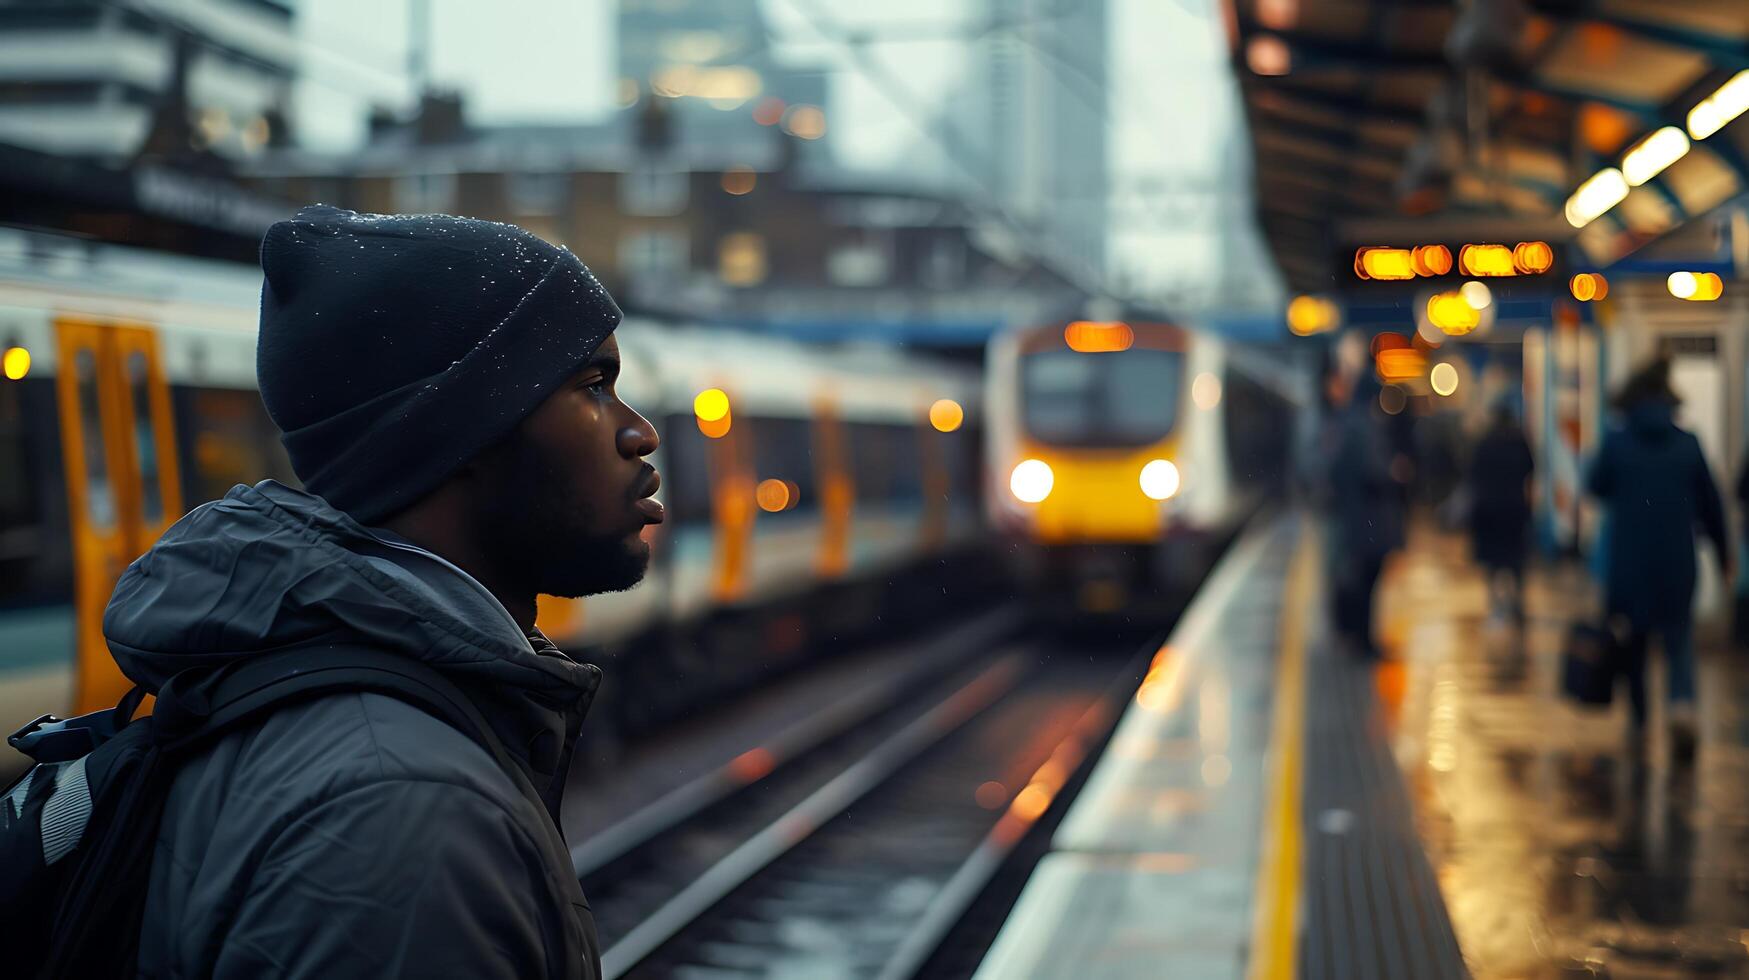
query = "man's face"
(472, 334, 662, 598)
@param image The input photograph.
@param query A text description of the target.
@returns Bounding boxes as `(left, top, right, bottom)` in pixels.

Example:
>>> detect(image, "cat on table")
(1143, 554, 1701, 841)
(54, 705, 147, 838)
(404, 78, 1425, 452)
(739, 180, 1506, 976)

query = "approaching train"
(984, 315, 1292, 617)
(0, 227, 984, 774)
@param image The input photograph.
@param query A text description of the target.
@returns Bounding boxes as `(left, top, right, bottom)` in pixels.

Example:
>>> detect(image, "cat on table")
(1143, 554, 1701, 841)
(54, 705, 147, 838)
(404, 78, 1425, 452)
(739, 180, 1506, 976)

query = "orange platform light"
(1411, 244, 1453, 277)
(1570, 273, 1609, 302)
(1668, 271, 1724, 301)
(1459, 244, 1518, 277)
(1354, 247, 1416, 281)
(1512, 241, 1554, 275)
(1064, 320, 1134, 353)
(1376, 347, 1426, 384)
(1286, 295, 1339, 335)
(1371, 331, 1410, 356)
(1427, 292, 1481, 335)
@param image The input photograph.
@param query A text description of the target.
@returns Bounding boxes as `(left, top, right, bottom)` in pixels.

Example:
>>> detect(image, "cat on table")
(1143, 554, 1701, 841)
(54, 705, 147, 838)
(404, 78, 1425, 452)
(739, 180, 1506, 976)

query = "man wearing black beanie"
(101, 206, 662, 979)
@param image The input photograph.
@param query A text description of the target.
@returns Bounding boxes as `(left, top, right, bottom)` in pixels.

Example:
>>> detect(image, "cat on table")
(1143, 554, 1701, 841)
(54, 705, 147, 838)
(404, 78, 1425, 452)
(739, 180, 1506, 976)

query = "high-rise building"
(616, 0, 828, 160)
(959, 0, 1109, 286)
(0, 0, 298, 163)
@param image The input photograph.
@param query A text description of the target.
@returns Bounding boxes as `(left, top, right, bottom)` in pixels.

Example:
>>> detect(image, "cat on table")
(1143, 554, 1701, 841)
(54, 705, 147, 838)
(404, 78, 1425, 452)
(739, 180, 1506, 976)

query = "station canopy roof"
(1233, 0, 1749, 294)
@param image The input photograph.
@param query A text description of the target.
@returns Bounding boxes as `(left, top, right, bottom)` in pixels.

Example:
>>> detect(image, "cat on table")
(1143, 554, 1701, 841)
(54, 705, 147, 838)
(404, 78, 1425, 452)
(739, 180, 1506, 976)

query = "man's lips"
(635, 467, 664, 525)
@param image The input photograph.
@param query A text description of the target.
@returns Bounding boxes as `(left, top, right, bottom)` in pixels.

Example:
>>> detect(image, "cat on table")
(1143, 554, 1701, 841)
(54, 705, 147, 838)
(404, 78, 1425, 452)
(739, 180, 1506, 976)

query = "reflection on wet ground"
(1379, 524, 1749, 978)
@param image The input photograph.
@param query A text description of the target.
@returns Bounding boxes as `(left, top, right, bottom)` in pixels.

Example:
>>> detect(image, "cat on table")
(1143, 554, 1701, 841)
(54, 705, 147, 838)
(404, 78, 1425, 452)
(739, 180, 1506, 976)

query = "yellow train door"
(55, 318, 182, 714)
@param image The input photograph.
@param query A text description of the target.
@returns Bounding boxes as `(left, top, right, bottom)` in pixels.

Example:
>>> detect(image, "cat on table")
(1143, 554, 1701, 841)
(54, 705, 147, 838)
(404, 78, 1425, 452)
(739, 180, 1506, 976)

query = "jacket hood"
(1625, 400, 1677, 441)
(105, 481, 599, 708)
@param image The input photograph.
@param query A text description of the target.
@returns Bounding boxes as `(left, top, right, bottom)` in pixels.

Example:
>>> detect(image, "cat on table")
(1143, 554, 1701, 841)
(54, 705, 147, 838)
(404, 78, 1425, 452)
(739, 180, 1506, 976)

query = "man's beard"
(475, 440, 651, 599)
(539, 530, 650, 599)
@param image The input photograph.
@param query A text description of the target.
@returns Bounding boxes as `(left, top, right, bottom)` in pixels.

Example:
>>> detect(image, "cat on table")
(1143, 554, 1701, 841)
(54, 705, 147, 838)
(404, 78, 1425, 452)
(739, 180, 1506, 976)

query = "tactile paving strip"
(1300, 641, 1470, 980)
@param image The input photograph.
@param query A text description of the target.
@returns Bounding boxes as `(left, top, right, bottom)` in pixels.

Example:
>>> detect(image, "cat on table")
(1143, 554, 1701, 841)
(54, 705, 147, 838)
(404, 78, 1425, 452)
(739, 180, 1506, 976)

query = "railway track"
(587, 642, 1143, 979)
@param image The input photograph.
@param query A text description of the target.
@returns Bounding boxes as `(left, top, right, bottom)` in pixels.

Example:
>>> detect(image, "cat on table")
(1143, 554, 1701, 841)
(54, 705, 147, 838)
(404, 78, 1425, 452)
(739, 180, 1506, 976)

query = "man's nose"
(618, 410, 659, 459)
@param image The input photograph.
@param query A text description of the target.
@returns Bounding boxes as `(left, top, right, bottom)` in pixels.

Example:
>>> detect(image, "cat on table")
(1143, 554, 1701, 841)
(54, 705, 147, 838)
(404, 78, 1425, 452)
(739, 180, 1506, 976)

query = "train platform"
(1378, 525, 1749, 978)
(970, 515, 1749, 979)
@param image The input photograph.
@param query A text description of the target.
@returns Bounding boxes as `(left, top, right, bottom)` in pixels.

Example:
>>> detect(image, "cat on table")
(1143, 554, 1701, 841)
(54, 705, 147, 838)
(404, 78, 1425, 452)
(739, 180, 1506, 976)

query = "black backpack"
(0, 646, 539, 979)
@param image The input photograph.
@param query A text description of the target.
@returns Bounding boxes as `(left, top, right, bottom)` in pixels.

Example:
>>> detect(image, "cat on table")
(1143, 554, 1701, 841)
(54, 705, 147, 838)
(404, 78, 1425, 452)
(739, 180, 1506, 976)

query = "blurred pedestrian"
(97, 207, 660, 978)
(1587, 358, 1731, 762)
(1466, 401, 1535, 625)
(1321, 364, 1405, 660)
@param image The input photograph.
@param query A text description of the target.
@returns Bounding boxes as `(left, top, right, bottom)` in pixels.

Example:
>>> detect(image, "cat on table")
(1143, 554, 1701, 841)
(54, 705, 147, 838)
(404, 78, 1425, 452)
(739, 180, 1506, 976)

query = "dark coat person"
(1586, 359, 1729, 745)
(1322, 372, 1404, 658)
(105, 206, 665, 978)
(1467, 404, 1535, 575)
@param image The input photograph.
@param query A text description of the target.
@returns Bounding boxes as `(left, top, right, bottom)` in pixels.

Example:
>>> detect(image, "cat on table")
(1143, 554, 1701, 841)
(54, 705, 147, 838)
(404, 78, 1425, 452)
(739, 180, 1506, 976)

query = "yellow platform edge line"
(1247, 522, 1314, 980)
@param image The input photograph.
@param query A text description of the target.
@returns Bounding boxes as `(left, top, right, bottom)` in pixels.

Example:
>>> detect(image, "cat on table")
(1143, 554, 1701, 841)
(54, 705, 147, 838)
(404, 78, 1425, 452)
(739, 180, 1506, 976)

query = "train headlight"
(1010, 459, 1054, 503)
(1140, 459, 1180, 500)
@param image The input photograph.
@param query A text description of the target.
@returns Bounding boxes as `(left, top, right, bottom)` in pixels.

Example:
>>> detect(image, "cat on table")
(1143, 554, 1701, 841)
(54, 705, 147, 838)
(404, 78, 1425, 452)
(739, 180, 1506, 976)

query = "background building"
(0, 0, 298, 163)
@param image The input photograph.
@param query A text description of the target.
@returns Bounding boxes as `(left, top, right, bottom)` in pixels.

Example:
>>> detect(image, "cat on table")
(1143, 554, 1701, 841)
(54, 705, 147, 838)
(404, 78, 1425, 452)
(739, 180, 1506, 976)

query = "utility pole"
(408, 0, 431, 96)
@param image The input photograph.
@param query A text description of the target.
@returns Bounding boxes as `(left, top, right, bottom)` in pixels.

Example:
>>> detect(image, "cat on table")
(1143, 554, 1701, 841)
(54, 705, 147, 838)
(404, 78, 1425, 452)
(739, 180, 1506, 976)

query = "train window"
(850, 423, 923, 506)
(124, 352, 163, 524)
(933, 427, 978, 506)
(1022, 349, 1182, 447)
(661, 413, 712, 524)
(73, 349, 117, 529)
(174, 387, 298, 506)
(0, 378, 73, 606)
(751, 416, 817, 512)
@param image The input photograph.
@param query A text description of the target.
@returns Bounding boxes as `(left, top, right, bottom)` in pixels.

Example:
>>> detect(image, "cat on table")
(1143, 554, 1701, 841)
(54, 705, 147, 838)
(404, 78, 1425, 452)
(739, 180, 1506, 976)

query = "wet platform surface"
(974, 516, 1326, 979)
(1380, 523, 1749, 978)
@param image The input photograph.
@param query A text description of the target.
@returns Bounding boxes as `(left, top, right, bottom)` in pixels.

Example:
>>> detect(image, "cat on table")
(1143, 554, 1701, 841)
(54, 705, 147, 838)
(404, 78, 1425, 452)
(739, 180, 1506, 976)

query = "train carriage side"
(0, 243, 274, 775)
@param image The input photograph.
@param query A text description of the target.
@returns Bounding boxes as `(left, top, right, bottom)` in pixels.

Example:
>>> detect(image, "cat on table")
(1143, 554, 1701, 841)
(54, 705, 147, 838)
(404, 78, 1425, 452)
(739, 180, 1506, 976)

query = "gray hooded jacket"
(104, 481, 602, 979)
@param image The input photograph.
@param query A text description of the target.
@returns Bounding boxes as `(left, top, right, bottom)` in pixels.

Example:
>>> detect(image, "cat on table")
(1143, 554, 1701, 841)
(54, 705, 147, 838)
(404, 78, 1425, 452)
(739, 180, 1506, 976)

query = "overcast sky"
(291, 0, 1275, 310)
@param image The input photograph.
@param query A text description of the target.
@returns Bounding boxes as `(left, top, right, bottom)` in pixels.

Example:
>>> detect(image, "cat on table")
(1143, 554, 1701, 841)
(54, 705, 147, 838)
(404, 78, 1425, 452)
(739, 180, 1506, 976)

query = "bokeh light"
(1429, 362, 1460, 397)
(1427, 292, 1480, 336)
(694, 387, 730, 421)
(782, 104, 826, 140)
(1192, 372, 1222, 411)
(1570, 273, 1608, 302)
(929, 398, 964, 433)
(752, 97, 786, 126)
(721, 167, 756, 195)
(975, 781, 1008, 810)
(1140, 459, 1180, 501)
(1010, 459, 1053, 503)
(1459, 244, 1516, 278)
(2, 347, 29, 381)
(1246, 34, 1290, 76)
(1411, 244, 1452, 277)
(1064, 320, 1133, 353)
(1511, 241, 1553, 275)
(755, 478, 792, 512)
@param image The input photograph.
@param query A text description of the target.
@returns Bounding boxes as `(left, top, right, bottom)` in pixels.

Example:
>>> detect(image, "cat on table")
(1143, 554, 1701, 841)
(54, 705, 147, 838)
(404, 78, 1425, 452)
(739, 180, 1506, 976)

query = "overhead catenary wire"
(779, 0, 1114, 299)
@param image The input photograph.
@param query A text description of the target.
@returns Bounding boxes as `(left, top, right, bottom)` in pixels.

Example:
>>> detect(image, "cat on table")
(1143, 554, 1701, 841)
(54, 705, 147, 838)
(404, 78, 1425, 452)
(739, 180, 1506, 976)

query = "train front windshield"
(1021, 349, 1183, 447)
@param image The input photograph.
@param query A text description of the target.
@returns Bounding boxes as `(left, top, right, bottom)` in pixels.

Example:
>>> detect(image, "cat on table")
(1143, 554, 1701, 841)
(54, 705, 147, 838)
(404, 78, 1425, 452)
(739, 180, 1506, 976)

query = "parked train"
(0, 228, 986, 774)
(984, 315, 1292, 617)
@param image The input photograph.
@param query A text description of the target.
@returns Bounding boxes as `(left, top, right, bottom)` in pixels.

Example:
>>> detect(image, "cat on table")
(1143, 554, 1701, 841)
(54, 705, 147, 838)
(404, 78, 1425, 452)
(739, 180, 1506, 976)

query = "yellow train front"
(984, 317, 1256, 619)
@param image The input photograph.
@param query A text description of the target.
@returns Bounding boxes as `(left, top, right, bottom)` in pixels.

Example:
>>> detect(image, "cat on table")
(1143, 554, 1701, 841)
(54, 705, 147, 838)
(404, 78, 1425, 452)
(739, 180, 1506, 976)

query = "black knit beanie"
(257, 205, 622, 524)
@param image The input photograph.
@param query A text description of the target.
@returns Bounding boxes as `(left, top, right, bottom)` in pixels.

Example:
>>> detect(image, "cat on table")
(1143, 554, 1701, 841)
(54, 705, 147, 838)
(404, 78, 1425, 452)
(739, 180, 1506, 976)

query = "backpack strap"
(153, 646, 541, 810)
